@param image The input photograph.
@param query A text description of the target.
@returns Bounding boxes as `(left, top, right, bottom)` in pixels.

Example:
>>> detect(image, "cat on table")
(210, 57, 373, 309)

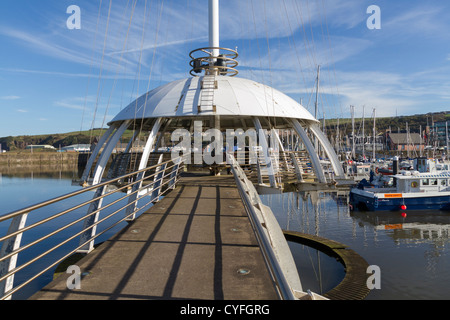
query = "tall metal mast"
(209, 0, 220, 62)
(189, 0, 238, 77)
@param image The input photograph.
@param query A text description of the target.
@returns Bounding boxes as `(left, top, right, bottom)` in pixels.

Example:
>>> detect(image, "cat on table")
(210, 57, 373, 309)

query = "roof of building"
(25, 145, 56, 149)
(109, 76, 317, 125)
(388, 133, 422, 145)
(60, 144, 91, 151)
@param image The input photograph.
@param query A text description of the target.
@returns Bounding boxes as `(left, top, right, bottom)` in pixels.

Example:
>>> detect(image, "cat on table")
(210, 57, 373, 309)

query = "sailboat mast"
(446, 121, 449, 155)
(314, 65, 321, 119)
(373, 108, 376, 161)
(351, 105, 355, 159)
(362, 106, 365, 160)
(406, 122, 410, 158)
(336, 117, 340, 153)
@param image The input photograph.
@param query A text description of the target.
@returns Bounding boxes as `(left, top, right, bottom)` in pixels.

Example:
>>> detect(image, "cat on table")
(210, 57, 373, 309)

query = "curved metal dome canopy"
(109, 76, 318, 126)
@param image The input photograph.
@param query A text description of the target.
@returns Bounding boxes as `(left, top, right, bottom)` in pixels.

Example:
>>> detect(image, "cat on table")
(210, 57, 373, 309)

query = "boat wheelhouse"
(350, 170, 450, 211)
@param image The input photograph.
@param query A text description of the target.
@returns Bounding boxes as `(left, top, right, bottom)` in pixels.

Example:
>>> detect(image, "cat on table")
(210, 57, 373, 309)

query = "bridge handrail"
(227, 153, 302, 300)
(0, 156, 185, 300)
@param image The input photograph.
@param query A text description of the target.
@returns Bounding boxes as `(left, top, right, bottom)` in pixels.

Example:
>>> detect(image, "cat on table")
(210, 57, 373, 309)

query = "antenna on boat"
(189, 0, 239, 77)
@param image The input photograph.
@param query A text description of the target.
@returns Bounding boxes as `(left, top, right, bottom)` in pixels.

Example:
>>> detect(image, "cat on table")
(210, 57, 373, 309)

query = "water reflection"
(351, 210, 450, 245)
(0, 163, 81, 180)
(260, 188, 450, 300)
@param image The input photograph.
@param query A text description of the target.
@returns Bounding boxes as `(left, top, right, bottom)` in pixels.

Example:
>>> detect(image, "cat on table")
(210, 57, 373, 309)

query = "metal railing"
(0, 156, 184, 300)
(189, 47, 239, 77)
(231, 150, 315, 186)
(227, 153, 303, 300)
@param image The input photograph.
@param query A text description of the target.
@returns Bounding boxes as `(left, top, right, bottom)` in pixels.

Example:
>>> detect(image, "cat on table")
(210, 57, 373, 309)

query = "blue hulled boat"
(350, 170, 450, 211)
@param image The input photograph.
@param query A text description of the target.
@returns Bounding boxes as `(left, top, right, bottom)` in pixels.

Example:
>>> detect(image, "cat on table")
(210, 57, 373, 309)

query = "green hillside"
(324, 111, 450, 137)
(1, 111, 449, 151)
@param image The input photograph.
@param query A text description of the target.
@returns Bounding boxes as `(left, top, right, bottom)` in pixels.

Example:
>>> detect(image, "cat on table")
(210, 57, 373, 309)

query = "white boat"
(350, 170, 450, 211)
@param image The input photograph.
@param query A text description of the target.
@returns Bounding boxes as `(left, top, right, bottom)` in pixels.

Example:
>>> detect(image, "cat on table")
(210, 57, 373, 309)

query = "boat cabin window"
(430, 179, 438, 185)
(422, 179, 429, 186)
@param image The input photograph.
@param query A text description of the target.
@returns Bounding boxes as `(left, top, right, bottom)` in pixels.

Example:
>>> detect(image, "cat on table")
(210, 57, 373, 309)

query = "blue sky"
(1, 0, 450, 137)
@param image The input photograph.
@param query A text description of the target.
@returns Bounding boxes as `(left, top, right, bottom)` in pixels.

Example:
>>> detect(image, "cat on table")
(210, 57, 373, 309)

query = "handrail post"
(0, 213, 29, 299)
(168, 160, 181, 189)
(290, 153, 304, 182)
(150, 162, 168, 202)
(77, 186, 107, 253)
(256, 157, 263, 185)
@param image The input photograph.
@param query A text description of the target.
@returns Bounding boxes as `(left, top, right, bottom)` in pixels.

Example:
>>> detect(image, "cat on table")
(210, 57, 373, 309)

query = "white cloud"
(382, 5, 447, 39)
(54, 99, 86, 111)
(329, 66, 450, 118)
(0, 27, 96, 66)
(0, 67, 92, 78)
(1, 95, 20, 100)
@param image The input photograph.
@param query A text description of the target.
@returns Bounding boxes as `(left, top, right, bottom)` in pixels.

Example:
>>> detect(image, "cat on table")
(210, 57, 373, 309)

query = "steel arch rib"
(290, 119, 327, 183)
(308, 124, 345, 178)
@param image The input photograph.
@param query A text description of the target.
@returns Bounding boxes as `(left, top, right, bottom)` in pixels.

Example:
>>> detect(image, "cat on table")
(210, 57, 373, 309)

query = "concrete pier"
(30, 173, 279, 300)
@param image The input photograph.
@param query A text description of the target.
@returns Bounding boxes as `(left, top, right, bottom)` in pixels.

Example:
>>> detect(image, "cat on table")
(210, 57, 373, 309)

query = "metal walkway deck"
(30, 173, 279, 300)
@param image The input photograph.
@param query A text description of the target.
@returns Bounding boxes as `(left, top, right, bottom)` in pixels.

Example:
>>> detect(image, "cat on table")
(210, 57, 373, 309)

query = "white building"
(59, 144, 91, 152)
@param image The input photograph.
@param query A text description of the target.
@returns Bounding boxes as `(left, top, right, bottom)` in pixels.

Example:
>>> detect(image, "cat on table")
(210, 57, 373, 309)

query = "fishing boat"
(350, 170, 450, 211)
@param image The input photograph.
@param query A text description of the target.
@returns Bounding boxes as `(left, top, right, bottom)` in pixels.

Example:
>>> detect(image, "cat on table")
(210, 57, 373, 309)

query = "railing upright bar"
(0, 213, 28, 299)
(150, 162, 167, 203)
(290, 153, 304, 182)
(168, 160, 181, 189)
(77, 185, 108, 253)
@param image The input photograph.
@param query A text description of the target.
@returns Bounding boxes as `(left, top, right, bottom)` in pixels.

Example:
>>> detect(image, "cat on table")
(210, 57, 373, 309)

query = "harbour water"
(1, 168, 449, 300)
(261, 190, 450, 300)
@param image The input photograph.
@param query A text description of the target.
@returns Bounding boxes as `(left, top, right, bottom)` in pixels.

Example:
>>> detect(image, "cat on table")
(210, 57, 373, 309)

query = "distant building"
(25, 145, 56, 151)
(350, 134, 384, 152)
(433, 121, 450, 147)
(59, 144, 91, 152)
(386, 133, 424, 152)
